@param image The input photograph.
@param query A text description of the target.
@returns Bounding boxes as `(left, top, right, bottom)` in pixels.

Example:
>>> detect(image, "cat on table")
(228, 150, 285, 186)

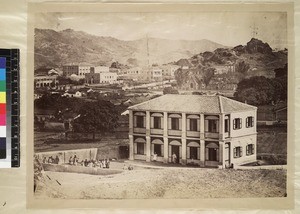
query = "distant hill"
(175, 38, 287, 79)
(34, 28, 227, 70)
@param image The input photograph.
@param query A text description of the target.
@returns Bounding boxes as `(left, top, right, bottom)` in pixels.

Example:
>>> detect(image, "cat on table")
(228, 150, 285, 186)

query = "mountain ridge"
(34, 28, 227, 70)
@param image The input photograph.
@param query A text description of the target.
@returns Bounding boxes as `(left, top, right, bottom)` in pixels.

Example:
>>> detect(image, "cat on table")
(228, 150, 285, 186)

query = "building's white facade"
(34, 75, 58, 88)
(128, 94, 257, 168)
(94, 66, 110, 73)
(99, 72, 118, 84)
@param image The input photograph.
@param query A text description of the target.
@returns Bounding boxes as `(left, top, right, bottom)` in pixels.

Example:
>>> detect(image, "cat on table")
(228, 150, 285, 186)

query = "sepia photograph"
(28, 3, 292, 206)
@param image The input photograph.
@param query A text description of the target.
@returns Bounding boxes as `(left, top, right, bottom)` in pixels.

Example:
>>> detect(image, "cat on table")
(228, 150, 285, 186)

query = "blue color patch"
(0, 69, 6, 80)
(0, 58, 5, 68)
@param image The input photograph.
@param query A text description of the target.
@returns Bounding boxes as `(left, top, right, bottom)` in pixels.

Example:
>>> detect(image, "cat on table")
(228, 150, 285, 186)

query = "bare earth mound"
(35, 167, 286, 199)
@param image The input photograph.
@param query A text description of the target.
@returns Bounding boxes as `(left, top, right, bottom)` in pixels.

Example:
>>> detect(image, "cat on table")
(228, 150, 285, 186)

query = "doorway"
(208, 148, 217, 161)
(171, 145, 180, 163)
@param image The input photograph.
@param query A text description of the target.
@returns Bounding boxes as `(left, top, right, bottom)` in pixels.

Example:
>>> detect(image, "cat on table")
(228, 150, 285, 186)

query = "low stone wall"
(36, 148, 98, 164)
(234, 165, 287, 170)
(43, 163, 122, 175)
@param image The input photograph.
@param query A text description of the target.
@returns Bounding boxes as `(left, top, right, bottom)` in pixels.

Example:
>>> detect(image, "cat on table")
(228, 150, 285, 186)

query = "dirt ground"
(35, 162, 287, 199)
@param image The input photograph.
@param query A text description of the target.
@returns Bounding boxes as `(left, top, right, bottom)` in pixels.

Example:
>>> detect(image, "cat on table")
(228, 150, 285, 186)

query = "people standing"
(172, 153, 177, 164)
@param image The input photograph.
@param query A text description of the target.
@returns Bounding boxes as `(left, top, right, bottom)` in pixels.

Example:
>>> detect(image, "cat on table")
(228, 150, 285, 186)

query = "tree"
(72, 100, 119, 140)
(235, 60, 250, 74)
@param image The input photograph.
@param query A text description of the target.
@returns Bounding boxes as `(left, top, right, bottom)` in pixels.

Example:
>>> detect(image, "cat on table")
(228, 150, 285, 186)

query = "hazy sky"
(35, 12, 287, 49)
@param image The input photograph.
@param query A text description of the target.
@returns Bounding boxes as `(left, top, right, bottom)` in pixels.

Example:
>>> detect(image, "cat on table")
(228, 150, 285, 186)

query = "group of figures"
(41, 154, 111, 169)
(68, 155, 111, 168)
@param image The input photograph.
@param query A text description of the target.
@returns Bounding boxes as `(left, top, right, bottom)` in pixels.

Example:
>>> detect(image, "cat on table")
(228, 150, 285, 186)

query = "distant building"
(152, 68, 163, 81)
(128, 94, 257, 168)
(94, 66, 110, 73)
(78, 64, 93, 78)
(213, 64, 236, 75)
(100, 72, 118, 84)
(34, 75, 58, 88)
(63, 65, 79, 76)
(85, 70, 117, 84)
(85, 70, 100, 84)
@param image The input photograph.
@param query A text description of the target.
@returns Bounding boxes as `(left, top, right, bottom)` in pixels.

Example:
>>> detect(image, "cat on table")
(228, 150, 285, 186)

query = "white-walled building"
(128, 94, 257, 168)
(99, 72, 118, 84)
(34, 75, 58, 88)
(94, 66, 110, 73)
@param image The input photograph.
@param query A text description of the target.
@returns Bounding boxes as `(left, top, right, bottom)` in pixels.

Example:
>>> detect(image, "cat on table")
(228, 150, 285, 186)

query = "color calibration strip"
(0, 49, 20, 168)
(0, 58, 6, 160)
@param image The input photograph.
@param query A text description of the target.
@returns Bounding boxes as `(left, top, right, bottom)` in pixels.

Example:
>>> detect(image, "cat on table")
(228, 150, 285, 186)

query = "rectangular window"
(225, 118, 229, 132)
(137, 143, 144, 155)
(208, 120, 218, 133)
(189, 119, 198, 131)
(246, 144, 255, 155)
(233, 118, 242, 130)
(246, 116, 254, 128)
(171, 118, 180, 130)
(153, 117, 161, 129)
(136, 115, 144, 128)
(233, 146, 243, 158)
(154, 144, 162, 156)
(189, 147, 198, 159)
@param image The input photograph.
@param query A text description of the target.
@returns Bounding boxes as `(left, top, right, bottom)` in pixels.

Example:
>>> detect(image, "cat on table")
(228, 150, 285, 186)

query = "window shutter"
(205, 148, 209, 160)
(134, 116, 137, 127)
(239, 118, 242, 129)
(252, 144, 255, 154)
(246, 145, 249, 155)
(169, 145, 172, 157)
(233, 147, 236, 158)
(161, 117, 164, 129)
(179, 118, 182, 130)
(187, 119, 190, 131)
(240, 146, 243, 157)
(216, 120, 219, 133)
(134, 143, 137, 154)
(216, 149, 219, 162)
(246, 117, 248, 127)
(233, 119, 236, 129)
(151, 144, 154, 155)
(161, 144, 164, 156)
(150, 117, 154, 128)
(197, 119, 200, 131)
(143, 143, 146, 155)
(179, 146, 182, 158)
(168, 118, 171, 129)
(197, 147, 200, 159)
(143, 116, 146, 128)
(251, 117, 254, 127)
(187, 147, 190, 159)
(205, 120, 209, 132)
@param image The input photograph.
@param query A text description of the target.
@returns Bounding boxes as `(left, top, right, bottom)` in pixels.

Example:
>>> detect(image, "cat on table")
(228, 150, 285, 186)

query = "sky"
(35, 11, 287, 49)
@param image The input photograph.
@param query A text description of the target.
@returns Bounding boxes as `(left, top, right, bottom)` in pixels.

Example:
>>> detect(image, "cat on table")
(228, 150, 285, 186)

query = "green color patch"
(0, 81, 5, 91)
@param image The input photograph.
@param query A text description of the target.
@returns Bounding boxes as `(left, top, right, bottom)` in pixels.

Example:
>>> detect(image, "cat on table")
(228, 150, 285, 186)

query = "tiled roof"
(128, 94, 256, 114)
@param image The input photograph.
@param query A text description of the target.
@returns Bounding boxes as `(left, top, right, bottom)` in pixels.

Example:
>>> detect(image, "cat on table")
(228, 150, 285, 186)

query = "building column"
(219, 141, 224, 168)
(129, 110, 133, 135)
(219, 114, 224, 140)
(200, 140, 205, 167)
(146, 111, 151, 162)
(163, 112, 168, 163)
(200, 113, 205, 139)
(181, 113, 187, 165)
(163, 137, 168, 163)
(129, 135, 134, 160)
(146, 136, 151, 162)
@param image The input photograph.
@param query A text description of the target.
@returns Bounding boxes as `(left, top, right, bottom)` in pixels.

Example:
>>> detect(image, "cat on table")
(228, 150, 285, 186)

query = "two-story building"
(128, 94, 257, 168)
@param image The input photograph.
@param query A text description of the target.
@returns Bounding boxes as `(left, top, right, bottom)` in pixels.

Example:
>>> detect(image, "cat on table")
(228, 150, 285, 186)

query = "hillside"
(174, 38, 288, 90)
(176, 38, 287, 78)
(34, 28, 226, 70)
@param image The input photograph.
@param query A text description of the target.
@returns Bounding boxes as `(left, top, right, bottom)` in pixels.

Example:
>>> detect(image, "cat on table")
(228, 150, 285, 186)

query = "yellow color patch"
(0, 92, 6, 103)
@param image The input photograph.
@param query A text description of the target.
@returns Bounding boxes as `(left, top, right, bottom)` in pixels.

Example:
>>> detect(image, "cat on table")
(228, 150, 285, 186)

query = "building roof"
(128, 94, 256, 114)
